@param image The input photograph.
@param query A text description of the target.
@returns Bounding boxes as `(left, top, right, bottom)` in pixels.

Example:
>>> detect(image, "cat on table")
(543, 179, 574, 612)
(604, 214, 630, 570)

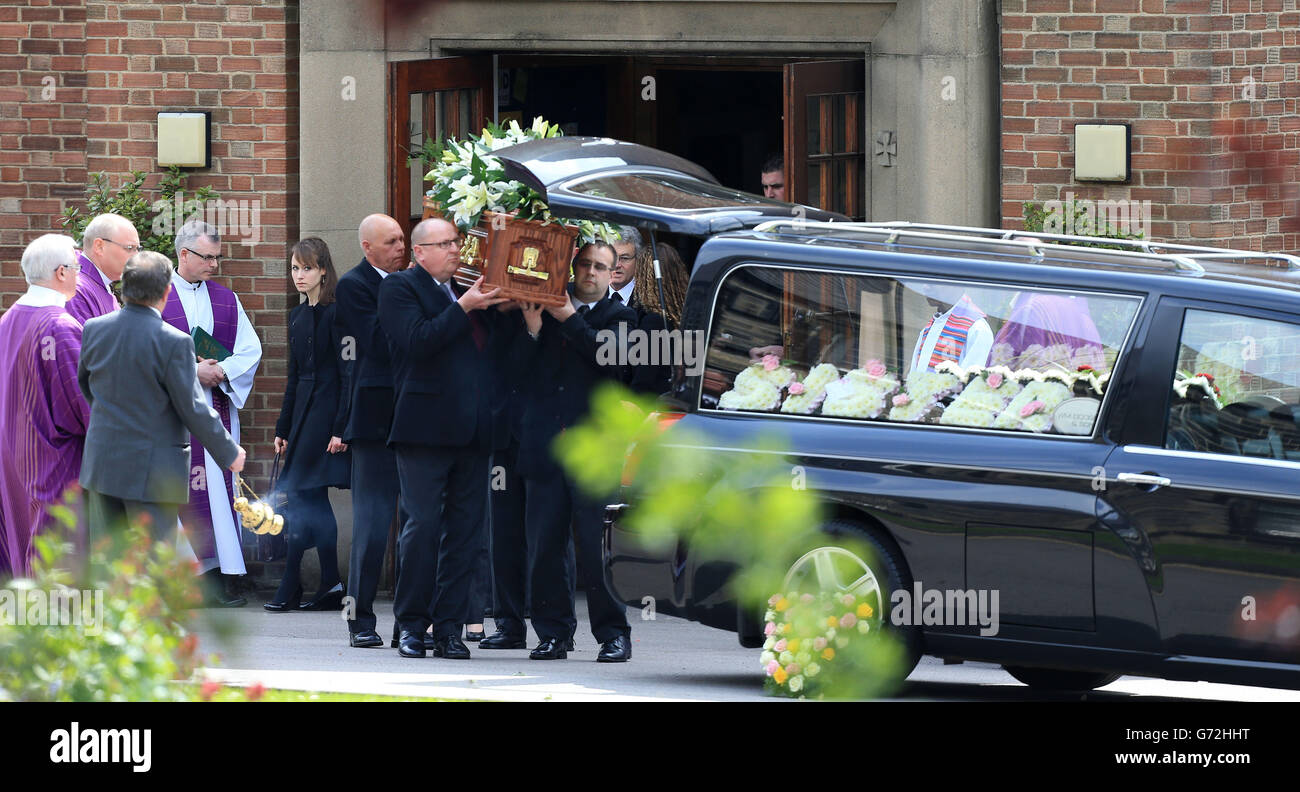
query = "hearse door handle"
(1117, 472, 1173, 489)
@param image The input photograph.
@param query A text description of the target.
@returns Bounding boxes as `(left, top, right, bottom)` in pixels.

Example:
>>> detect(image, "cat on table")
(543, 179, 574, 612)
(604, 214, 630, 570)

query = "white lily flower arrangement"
(419, 117, 621, 245)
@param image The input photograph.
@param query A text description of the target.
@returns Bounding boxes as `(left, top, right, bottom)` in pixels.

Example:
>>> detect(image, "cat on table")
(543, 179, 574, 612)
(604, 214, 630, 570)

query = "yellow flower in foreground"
(781, 623, 791, 635)
(774, 598, 789, 612)
(857, 603, 873, 619)
(773, 668, 789, 685)
(826, 616, 837, 628)
(821, 647, 835, 661)
(788, 638, 801, 653)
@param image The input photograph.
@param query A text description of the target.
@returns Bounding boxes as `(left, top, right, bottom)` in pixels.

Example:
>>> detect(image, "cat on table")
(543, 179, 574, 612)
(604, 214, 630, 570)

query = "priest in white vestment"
(164, 221, 262, 606)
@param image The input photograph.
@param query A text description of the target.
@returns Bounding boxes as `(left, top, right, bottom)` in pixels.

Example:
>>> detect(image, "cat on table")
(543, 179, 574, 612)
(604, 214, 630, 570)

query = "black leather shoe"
(350, 629, 383, 648)
(479, 630, 527, 650)
(299, 582, 345, 611)
(565, 637, 576, 652)
(465, 626, 486, 642)
(397, 630, 426, 658)
(430, 634, 471, 659)
(263, 586, 302, 612)
(597, 634, 631, 663)
(529, 638, 568, 660)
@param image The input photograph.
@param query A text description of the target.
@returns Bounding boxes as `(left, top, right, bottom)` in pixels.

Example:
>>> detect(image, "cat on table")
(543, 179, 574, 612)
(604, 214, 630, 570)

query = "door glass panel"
(703, 265, 1140, 436)
(1165, 309, 1300, 459)
(408, 87, 482, 220)
(409, 92, 426, 219)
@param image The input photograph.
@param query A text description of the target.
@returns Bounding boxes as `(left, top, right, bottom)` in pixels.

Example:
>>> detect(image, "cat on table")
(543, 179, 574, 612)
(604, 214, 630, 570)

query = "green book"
(192, 327, 232, 362)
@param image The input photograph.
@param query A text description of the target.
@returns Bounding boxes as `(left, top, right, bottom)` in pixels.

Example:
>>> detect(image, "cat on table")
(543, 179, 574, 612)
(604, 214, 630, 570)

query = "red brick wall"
(1, 0, 300, 486)
(0, 1, 87, 292)
(1000, 0, 1300, 254)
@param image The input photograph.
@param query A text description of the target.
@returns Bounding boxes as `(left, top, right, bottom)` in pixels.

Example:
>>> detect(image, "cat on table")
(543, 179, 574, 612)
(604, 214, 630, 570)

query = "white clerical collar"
(15, 283, 67, 308)
(172, 271, 204, 291)
(610, 280, 634, 304)
(370, 263, 390, 279)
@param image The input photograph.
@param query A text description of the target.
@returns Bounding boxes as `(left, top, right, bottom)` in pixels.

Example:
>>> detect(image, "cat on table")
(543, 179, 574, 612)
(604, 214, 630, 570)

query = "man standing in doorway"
(760, 154, 785, 201)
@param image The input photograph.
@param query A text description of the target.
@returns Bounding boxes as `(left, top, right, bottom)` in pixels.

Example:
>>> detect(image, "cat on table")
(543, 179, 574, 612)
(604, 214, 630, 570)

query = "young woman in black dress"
(265, 238, 352, 611)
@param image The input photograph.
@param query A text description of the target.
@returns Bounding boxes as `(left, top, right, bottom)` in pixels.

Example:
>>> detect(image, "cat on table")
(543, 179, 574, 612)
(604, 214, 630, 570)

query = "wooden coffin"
(423, 197, 576, 306)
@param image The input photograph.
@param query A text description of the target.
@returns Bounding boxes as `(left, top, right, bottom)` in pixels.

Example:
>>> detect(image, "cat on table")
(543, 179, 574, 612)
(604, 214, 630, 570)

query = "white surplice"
(170, 272, 262, 574)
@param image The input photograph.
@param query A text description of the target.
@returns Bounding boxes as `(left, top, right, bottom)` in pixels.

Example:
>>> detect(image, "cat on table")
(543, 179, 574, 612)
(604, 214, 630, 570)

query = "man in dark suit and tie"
(78, 250, 245, 542)
(334, 213, 408, 649)
(515, 242, 638, 662)
(379, 217, 508, 659)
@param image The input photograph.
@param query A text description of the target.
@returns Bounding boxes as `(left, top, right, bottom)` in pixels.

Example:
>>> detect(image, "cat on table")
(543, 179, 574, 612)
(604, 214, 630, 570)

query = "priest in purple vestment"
(0, 234, 91, 577)
(67, 213, 138, 325)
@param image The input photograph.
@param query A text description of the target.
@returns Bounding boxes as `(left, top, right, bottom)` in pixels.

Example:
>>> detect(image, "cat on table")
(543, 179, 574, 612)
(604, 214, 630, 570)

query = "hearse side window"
(702, 265, 1139, 437)
(1165, 309, 1300, 460)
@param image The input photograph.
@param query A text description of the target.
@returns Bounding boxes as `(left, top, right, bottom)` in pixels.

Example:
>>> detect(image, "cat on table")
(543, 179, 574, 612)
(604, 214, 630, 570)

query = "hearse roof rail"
(750, 220, 1300, 275)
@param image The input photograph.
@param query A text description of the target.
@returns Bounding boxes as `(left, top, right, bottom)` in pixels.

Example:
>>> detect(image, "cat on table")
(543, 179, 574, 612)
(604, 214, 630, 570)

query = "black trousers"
(272, 487, 341, 602)
(526, 467, 628, 644)
(346, 439, 402, 633)
(393, 443, 489, 638)
(489, 441, 574, 637)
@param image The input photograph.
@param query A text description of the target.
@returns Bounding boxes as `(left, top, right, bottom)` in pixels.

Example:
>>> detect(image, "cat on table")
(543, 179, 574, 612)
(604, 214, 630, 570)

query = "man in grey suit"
(78, 250, 246, 539)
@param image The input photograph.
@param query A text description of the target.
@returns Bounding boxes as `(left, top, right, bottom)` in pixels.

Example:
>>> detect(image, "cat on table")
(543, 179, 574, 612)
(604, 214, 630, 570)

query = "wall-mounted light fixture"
(157, 111, 210, 168)
(1074, 123, 1130, 183)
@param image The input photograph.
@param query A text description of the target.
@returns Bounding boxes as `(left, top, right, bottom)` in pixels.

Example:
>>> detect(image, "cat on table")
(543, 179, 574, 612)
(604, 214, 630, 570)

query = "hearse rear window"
(701, 265, 1140, 436)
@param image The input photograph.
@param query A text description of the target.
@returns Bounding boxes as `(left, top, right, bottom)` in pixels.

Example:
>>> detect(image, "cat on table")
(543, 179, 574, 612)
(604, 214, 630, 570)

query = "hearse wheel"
(780, 519, 921, 681)
(1003, 665, 1120, 692)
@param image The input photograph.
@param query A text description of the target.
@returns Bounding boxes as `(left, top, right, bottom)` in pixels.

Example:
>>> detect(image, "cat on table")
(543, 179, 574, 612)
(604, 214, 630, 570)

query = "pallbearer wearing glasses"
(514, 242, 637, 662)
(379, 218, 510, 659)
(163, 220, 263, 607)
(67, 213, 139, 323)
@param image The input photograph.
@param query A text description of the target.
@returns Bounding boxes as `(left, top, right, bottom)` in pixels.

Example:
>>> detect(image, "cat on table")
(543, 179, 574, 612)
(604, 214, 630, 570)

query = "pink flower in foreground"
(867, 360, 887, 378)
(785, 663, 801, 676)
(892, 394, 910, 407)
(1019, 399, 1045, 418)
(788, 382, 805, 395)
(764, 621, 776, 636)
(840, 612, 858, 629)
(768, 593, 781, 606)
(800, 593, 815, 604)
(762, 354, 779, 372)
(773, 639, 788, 652)
(813, 636, 827, 651)
(765, 660, 780, 676)
(987, 372, 1004, 389)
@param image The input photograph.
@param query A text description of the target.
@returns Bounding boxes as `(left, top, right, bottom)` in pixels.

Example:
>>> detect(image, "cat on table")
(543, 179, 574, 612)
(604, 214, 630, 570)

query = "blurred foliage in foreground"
(554, 383, 905, 698)
(0, 499, 205, 702)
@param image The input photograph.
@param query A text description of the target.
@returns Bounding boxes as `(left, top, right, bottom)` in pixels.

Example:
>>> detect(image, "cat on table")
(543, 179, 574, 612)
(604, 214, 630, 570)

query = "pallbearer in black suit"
(334, 214, 406, 648)
(515, 242, 637, 662)
(379, 218, 508, 659)
(266, 239, 351, 613)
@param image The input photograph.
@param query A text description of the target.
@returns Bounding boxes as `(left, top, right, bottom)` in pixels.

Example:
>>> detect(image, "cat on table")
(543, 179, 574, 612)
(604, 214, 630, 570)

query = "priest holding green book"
(163, 220, 263, 607)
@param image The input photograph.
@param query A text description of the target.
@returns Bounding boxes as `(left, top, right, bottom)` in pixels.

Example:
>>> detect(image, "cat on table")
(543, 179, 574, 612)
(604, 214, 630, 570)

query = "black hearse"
(497, 138, 1300, 691)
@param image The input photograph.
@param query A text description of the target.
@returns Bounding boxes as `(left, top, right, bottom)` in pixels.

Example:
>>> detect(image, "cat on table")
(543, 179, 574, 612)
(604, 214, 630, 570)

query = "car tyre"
(1003, 665, 1120, 692)
(776, 519, 922, 684)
